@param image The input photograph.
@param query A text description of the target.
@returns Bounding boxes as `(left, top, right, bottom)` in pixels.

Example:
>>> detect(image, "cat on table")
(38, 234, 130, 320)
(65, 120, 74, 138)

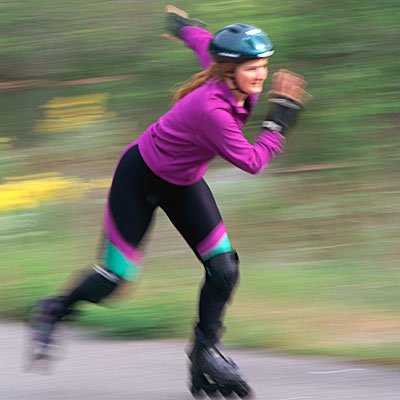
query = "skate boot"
(26, 296, 70, 370)
(188, 327, 252, 399)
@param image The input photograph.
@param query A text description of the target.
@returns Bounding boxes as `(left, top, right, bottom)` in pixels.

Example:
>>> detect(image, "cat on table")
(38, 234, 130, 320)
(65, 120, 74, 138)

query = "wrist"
(263, 95, 303, 137)
(261, 120, 284, 133)
(260, 126, 286, 140)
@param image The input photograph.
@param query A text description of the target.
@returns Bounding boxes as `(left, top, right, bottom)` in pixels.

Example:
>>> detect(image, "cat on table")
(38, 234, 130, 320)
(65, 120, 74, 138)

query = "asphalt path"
(1, 322, 400, 400)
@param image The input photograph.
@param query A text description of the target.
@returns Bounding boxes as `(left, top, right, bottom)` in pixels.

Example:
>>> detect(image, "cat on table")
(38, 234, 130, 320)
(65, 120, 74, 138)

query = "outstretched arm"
(161, 5, 214, 70)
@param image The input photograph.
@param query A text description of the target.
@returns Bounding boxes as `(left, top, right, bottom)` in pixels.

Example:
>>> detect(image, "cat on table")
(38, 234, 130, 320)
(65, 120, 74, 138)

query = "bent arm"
(199, 108, 285, 174)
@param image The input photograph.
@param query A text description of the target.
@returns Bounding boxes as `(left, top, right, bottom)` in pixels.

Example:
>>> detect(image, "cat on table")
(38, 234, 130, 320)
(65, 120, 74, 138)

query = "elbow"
(246, 149, 278, 174)
(248, 167, 261, 175)
(243, 163, 265, 175)
(226, 151, 273, 175)
(245, 156, 272, 175)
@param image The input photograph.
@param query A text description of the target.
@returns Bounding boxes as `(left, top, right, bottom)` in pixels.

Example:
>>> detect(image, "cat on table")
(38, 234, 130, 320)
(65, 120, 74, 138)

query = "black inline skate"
(26, 296, 71, 371)
(188, 327, 252, 398)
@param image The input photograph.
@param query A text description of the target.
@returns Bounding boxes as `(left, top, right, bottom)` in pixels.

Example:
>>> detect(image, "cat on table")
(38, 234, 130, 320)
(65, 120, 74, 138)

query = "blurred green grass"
(1, 0, 399, 164)
(1, 0, 400, 364)
(2, 165, 400, 363)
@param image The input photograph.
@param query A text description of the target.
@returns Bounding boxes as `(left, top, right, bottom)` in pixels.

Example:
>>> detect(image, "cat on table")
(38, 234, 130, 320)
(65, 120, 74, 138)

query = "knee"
(203, 251, 239, 300)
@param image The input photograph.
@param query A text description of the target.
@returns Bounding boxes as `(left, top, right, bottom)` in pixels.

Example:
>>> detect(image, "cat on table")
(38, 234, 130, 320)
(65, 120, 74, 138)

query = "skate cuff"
(93, 264, 121, 283)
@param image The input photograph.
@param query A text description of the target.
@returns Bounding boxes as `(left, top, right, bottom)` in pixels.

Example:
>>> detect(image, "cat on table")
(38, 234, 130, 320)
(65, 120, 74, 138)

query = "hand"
(262, 70, 310, 136)
(165, 4, 189, 18)
(161, 5, 190, 44)
(267, 69, 311, 105)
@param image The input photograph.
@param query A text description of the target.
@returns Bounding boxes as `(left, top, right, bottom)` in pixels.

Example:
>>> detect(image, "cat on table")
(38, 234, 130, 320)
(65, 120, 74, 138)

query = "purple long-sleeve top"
(137, 26, 285, 186)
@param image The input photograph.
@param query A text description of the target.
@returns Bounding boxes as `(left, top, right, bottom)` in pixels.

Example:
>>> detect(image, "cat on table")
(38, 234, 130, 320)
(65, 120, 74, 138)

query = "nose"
(257, 66, 267, 80)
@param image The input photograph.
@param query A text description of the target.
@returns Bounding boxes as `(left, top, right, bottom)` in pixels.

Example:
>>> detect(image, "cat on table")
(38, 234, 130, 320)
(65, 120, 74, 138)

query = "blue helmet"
(209, 23, 274, 63)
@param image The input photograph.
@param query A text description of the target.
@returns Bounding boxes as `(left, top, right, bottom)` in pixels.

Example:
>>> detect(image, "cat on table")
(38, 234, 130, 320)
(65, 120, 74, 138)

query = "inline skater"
(28, 5, 309, 398)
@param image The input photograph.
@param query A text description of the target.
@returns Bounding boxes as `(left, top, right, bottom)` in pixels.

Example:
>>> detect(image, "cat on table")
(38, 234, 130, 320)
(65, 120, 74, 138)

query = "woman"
(30, 6, 308, 398)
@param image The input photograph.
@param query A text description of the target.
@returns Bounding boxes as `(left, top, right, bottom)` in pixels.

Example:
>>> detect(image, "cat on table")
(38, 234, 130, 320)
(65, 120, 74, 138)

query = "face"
(234, 58, 268, 95)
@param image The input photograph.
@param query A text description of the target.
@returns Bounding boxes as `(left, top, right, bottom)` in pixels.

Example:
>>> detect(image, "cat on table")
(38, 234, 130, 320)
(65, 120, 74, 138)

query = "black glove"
(165, 12, 191, 38)
(165, 12, 207, 39)
(262, 95, 303, 137)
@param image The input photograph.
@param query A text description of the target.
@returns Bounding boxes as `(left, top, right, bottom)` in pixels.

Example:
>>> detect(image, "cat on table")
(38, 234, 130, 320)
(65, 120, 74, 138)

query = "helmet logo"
(245, 28, 262, 35)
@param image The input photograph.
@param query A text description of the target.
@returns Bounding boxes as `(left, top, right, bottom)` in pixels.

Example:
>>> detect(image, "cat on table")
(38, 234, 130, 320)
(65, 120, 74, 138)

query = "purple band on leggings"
(197, 221, 227, 259)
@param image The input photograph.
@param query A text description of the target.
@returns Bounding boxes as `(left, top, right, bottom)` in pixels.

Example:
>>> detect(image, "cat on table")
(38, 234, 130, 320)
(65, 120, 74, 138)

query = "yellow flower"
(0, 173, 109, 212)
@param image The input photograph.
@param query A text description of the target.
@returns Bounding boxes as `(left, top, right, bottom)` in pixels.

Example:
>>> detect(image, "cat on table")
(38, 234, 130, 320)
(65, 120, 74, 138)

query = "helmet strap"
(225, 75, 249, 95)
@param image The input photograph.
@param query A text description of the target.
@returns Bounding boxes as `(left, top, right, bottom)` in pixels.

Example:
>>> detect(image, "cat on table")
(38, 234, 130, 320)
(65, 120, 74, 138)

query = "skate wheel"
(219, 386, 234, 398)
(204, 383, 218, 398)
(190, 385, 205, 399)
(234, 383, 252, 398)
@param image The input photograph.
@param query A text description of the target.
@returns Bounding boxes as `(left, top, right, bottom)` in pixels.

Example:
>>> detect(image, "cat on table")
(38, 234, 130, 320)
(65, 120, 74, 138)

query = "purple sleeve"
(179, 26, 214, 70)
(199, 108, 285, 174)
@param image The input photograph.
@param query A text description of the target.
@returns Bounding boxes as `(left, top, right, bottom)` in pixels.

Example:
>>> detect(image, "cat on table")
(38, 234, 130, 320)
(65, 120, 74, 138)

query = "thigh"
(102, 145, 158, 280)
(108, 145, 157, 247)
(160, 179, 229, 260)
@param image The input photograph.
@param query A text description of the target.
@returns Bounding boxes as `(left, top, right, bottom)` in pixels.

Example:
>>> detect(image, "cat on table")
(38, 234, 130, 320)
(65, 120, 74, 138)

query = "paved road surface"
(1, 322, 400, 400)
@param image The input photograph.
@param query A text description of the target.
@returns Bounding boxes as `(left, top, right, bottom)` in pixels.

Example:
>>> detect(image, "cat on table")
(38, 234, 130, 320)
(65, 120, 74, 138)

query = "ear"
(225, 67, 236, 77)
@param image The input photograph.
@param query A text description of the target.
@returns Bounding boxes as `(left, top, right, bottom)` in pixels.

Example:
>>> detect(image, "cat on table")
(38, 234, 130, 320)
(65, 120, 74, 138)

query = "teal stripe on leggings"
(202, 235, 232, 261)
(101, 240, 141, 281)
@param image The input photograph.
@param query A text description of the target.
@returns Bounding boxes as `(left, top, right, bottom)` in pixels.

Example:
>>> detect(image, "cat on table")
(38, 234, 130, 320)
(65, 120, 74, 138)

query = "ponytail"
(172, 62, 237, 105)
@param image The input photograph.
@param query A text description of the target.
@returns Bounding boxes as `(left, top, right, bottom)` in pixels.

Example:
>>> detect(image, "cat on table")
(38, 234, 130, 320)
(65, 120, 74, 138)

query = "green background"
(1, 0, 400, 364)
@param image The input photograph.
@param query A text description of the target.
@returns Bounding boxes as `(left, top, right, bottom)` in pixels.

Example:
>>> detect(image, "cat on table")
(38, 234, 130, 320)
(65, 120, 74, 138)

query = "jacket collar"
(213, 79, 258, 116)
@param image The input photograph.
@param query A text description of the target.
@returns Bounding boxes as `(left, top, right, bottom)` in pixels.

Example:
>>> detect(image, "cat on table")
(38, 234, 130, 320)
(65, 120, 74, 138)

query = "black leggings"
(108, 144, 233, 338)
(109, 145, 225, 259)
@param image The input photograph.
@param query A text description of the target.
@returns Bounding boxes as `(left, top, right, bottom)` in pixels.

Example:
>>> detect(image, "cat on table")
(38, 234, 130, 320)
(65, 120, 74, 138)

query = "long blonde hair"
(172, 62, 238, 105)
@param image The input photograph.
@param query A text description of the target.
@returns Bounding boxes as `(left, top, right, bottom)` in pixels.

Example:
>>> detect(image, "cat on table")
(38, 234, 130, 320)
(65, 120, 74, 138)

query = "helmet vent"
(228, 27, 241, 34)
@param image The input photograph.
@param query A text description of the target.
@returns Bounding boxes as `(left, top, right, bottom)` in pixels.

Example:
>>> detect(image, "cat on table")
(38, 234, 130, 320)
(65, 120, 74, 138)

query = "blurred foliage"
(2, 166, 400, 363)
(0, 0, 399, 164)
(1, 0, 400, 362)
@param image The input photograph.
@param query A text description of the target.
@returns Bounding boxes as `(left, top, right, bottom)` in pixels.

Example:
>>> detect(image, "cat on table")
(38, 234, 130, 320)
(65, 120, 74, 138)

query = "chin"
(247, 86, 263, 95)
